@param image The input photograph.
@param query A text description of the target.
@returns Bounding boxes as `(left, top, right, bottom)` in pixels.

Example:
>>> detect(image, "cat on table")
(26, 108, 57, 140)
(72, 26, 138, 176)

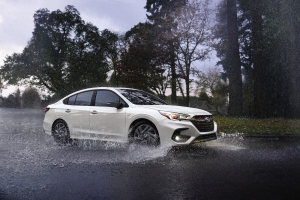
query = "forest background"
(0, 0, 300, 118)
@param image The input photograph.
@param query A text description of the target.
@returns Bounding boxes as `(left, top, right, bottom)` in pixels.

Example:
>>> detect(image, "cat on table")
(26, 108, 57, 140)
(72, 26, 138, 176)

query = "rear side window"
(63, 91, 94, 106)
(74, 91, 94, 106)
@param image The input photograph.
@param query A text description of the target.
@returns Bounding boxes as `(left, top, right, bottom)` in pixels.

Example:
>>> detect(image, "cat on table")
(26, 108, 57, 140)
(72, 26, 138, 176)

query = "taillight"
(44, 108, 50, 113)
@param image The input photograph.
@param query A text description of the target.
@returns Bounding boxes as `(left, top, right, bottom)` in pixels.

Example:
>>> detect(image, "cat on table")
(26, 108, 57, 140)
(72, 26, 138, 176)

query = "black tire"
(52, 120, 72, 145)
(129, 120, 160, 146)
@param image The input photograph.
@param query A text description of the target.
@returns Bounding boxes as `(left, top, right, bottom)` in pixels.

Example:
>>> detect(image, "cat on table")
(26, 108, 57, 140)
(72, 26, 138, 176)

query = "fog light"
(175, 136, 181, 141)
(172, 128, 190, 143)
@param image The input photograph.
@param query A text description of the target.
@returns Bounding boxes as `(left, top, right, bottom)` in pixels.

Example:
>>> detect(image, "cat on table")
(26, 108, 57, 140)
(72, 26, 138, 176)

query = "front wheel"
(129, 121, 160, 146)
(52, 120, 72, 145)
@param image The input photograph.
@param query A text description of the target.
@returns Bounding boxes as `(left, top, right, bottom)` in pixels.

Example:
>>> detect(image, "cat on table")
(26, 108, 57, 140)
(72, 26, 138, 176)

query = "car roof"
(61, 87, 138, 99)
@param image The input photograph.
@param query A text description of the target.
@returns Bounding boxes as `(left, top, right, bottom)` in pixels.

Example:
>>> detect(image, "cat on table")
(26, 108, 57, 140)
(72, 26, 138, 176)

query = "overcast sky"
(0, 0, 147, 66)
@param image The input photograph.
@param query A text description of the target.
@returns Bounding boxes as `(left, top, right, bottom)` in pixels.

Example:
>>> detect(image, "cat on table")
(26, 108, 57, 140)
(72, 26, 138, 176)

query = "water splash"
(206, 132, 246, 151)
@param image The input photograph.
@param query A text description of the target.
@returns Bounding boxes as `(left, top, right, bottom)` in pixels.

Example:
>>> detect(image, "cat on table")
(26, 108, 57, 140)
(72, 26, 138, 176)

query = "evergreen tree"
(226, 0, 243, 116)
(214, 0, 300, 117)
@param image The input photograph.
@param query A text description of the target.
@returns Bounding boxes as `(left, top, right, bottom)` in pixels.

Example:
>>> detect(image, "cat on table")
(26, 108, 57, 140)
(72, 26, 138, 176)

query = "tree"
(145, 0, 187, 103)
(172, 0, 212, 106)
(195, 68, 222, 96)
(195, 68, 228, 111)
(211, 81, 228, 113)
(226, 0, 243, 116)
(0, 81, 2, 96)
(1, 88, 21, 108)
(67, 22, 109, 91)
(117, 23, 167, 97)
(22, 87, 41, 108)
(15, 88, 22, 108)
(198, 88, 212, 103)
(249, 0, 268, 118)
(0, 5, 109, 98)
(275, 0, 300, 117)
(214, 0, 300, 118)
(100, 29, 122, 86)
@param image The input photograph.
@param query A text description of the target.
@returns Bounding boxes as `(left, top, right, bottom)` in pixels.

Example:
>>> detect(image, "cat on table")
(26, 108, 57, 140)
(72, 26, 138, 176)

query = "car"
(43, 87, 217, 146)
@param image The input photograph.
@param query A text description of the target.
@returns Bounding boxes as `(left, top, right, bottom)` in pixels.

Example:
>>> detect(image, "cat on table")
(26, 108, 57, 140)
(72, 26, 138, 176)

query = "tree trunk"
(286, 0, 300, 117)
(185, 77, 190, 107)
(170, 46, 177, 104)
(226, 0, 243, 116)
(250, 0, 268, 118)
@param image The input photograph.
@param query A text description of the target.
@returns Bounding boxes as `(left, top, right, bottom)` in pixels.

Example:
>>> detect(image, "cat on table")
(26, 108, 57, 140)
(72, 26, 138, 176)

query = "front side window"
(116, 89, 167, 105)
(73, 91, 94, 106)
(95, 90, 125, 106)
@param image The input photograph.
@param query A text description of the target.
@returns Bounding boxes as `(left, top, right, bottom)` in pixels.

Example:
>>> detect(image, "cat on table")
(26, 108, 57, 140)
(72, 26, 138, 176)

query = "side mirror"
(107, 102, 124, 109)
(116, 103, 124, 109)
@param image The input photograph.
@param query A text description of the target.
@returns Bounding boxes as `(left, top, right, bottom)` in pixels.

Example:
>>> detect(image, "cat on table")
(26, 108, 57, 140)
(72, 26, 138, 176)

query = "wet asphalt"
(0, 108, 300, 200)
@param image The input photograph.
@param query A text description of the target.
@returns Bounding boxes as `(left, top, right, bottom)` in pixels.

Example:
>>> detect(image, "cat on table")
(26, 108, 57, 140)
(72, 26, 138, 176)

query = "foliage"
(0, 5, 109, 98)
(198, 89, 211, 104)
(22, 87, 41, 108)
(145, 0, 187, 103)
(215, 116, 300, 136)
(101, 29, 122, 86)
(211, 81, 228, 109)
(195, 68, 223, 95)
(1, 88, 22, 108)
(116, 23, 167, 97)
(195, 68, 228, 110)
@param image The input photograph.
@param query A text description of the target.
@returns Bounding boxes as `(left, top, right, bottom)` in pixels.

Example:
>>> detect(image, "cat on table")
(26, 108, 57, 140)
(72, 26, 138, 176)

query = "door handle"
(91, 110, 97, 114)
(65, 109, 71, 113)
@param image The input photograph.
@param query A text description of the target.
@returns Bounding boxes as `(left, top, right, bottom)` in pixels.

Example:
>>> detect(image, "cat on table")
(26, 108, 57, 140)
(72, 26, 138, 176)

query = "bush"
(22, 87, 41, 108)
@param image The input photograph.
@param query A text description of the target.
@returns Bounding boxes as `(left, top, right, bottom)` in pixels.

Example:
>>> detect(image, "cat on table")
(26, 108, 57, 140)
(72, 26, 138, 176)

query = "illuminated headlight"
(159, 111, 190, 121)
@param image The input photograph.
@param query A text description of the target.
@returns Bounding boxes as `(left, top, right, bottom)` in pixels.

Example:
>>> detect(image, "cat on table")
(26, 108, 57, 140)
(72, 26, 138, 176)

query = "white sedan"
(43, 87, 217, 146)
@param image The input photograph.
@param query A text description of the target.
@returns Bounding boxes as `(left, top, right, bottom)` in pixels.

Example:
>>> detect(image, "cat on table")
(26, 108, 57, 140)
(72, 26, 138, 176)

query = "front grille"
(190, 115, 214, 132)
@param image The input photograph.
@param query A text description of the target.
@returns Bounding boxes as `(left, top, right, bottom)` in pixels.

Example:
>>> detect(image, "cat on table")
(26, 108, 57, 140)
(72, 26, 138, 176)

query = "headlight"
(159, 111, 190, 121)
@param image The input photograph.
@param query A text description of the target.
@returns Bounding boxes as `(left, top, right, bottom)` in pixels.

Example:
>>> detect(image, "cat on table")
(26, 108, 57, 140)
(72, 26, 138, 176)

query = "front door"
(89, 90, 126, 142)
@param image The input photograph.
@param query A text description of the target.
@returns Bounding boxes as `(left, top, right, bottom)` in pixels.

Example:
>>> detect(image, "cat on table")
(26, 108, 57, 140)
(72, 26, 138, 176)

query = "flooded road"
(0, 108, 300, 200)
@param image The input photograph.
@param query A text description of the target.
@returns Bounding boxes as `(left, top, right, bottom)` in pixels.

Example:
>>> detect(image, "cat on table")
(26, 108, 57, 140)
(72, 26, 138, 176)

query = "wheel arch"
(128, 118, 159, 137)
(51, 118, 68, 134)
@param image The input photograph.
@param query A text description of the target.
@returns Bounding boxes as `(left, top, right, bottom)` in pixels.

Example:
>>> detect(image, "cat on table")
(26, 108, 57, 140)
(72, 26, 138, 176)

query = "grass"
(214, 116, 300, 136)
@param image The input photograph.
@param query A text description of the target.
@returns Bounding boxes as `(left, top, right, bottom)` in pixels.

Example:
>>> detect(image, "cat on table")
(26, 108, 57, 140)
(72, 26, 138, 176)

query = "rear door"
(63, 90, 94, 138)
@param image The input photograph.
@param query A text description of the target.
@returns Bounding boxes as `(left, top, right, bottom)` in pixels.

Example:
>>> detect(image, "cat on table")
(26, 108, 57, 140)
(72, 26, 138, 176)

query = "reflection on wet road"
(1, 108, 300, 200)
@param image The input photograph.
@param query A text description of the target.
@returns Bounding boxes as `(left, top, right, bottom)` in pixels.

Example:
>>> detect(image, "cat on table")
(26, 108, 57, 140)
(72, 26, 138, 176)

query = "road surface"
(0, 108, 300, 200)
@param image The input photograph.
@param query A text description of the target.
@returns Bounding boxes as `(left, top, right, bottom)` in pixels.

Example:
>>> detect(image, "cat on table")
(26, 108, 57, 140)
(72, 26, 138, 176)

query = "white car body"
(43, 87, 217, 146)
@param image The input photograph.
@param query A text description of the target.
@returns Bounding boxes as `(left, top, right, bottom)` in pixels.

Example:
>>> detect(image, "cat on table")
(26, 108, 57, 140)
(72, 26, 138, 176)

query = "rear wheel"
(52, 120, 72, 145)
(129, 121, 160, 146)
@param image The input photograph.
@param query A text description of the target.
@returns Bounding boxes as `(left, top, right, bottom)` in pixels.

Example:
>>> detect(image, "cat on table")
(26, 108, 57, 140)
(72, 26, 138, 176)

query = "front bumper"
(157, 119, 217, 146)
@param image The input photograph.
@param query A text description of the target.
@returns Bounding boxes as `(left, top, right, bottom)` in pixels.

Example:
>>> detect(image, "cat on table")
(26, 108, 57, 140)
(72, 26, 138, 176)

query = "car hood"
(138, 105, 212, 116)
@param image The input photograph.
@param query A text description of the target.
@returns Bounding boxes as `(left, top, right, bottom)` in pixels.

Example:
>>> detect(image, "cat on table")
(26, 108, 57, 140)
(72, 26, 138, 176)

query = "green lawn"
(214, 116, 300, 136)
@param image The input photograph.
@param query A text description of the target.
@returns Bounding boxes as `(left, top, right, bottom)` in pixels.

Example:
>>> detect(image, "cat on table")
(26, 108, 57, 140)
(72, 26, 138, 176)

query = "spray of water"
(206, 132, 246, 150)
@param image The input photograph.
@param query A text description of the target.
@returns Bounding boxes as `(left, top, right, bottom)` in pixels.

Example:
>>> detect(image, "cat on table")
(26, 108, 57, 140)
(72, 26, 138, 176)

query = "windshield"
(116, 89, 168, 105)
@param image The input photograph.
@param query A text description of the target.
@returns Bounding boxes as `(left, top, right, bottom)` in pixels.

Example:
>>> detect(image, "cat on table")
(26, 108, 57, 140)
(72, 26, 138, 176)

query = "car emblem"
(204, 117, 211, 122)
